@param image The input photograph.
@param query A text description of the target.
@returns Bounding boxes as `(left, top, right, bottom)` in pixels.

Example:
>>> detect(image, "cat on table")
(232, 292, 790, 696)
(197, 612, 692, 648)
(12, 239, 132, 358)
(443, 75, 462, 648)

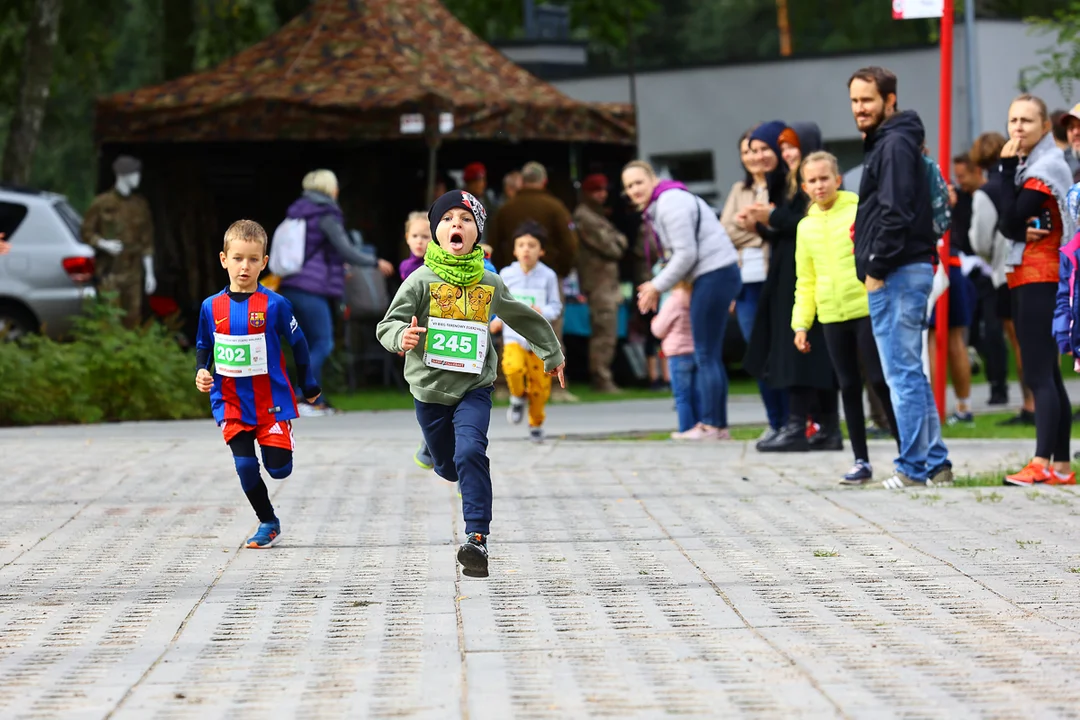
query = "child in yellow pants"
(490, 221, 563, 442)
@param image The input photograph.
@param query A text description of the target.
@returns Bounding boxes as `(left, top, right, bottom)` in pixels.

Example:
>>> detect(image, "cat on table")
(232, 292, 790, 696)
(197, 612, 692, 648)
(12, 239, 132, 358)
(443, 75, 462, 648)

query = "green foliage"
(192, 0, 279, 71)
(0, 297, 210, 426)
(1021, 0, 1080, 105)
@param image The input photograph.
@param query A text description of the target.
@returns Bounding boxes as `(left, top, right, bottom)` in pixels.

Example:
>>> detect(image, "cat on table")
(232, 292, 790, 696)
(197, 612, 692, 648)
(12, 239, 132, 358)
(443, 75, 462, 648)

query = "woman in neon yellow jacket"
(792, 151, 898, 485)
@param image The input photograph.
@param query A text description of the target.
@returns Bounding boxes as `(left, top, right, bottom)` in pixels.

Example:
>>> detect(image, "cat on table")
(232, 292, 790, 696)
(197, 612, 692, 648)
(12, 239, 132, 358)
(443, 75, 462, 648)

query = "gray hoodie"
(647, 188, 739, 293)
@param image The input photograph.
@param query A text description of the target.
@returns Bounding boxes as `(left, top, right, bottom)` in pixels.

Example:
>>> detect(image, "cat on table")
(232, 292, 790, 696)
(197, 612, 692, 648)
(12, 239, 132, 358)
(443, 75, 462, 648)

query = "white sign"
(893, 0, 943, 19)
(400, 113, 425, 134)
(423, 317, 488, 375)
(439, 112, 454, 134)
(213, 332, 269, 377)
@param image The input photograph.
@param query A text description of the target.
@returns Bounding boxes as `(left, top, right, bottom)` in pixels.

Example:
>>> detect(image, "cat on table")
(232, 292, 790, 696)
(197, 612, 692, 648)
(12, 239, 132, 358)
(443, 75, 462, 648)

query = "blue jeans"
(735, 281, 789, 429)
(690, 264, 742, 428)
(414, 387, 493, 536)
(868, 264, 949, 481)
(280, 287, 335, 394)
(668, 354, 701, 432)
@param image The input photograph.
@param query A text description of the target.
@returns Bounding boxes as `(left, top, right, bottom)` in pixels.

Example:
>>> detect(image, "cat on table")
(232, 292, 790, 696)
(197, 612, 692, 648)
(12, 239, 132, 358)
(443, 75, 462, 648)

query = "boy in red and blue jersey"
(195, 220, 321, 548)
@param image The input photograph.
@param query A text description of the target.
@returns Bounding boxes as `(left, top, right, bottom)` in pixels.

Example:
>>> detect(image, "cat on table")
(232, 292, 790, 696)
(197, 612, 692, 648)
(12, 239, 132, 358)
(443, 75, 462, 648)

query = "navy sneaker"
(246, 520, 281, 549)
(457, 532, 489, 578)
(946, 411, 974, 426)
(840, 460, 873, 486)
(414, 441, 434, 470)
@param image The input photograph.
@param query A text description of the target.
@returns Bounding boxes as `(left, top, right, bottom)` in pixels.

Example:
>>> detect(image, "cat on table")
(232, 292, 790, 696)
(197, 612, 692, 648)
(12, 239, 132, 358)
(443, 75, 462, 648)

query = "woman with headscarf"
(986, 95, 1075, 486)
(739, 121, 840, 453)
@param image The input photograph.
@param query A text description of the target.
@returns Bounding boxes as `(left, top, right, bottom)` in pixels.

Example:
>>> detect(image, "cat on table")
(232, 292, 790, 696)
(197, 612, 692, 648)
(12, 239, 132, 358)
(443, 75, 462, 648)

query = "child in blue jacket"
(1053, 185, 1080, 364)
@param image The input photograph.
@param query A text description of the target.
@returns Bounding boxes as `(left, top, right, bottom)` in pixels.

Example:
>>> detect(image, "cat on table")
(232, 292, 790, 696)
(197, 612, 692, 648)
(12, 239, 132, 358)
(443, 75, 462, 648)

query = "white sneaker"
(507, 397, 525, 425)
(297, 403, 327, 418)
(529, 427, 545, 444)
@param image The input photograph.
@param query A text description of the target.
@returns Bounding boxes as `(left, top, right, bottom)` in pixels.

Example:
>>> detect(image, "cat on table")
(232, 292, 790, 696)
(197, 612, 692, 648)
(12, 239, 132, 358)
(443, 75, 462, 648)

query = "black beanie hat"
(429, 190, 487, 245)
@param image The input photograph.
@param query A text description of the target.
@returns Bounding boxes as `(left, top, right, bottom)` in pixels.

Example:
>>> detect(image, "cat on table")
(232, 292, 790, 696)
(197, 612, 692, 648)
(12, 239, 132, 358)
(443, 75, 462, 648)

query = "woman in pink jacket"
(651, 281, 699, 438)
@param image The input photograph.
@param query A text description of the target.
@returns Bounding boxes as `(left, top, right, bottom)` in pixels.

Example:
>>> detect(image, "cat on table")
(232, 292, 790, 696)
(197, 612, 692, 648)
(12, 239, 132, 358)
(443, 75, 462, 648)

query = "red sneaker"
(1004, 462, 1051, 487)
(1046, 471, 1076, 486)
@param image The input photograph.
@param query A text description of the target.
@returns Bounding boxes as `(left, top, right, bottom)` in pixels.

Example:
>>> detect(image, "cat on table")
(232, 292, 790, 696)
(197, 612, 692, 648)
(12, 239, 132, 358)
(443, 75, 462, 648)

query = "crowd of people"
(190, 64, 1080, 575)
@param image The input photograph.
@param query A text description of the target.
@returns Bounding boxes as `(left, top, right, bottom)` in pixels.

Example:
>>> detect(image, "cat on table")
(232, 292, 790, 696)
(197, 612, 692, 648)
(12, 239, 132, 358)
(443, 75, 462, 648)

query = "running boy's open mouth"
(449, 232, 464, 250)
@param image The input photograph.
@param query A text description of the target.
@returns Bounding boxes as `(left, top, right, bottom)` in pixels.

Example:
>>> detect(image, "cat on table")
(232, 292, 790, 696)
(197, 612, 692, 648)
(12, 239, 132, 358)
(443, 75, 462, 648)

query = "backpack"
(343, 230, 390, 319)
(922, 156, 952, 238)
(268, 217, 307, 277)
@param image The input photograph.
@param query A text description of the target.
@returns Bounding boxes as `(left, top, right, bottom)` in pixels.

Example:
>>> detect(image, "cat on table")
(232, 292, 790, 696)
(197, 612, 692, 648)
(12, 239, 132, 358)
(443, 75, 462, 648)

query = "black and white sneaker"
(457, 533, 489, 578)
(507, 397, 525, 425)
(529, 427, 545, 444)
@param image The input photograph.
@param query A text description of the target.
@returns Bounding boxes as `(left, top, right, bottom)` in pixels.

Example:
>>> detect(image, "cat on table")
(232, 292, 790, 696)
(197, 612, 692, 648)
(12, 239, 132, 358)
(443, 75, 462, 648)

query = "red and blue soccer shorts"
(221, 419, 295, 451)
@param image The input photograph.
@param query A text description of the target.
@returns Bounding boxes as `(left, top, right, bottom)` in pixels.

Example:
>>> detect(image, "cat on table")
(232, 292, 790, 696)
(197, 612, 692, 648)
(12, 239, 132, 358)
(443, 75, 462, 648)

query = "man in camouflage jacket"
(81, 156, 156, 329)
(573, 174, 628, 393)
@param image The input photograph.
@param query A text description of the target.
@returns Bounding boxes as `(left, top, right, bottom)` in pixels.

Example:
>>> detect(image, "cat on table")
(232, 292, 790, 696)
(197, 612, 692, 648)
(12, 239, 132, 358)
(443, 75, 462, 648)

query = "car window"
(53, 199, 83, 241)
(0, 201, 29, 237)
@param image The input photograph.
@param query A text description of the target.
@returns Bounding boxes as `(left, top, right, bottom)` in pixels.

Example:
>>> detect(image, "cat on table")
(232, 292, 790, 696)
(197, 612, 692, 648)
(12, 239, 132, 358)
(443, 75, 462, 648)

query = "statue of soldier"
(81, 155, 157, 328)
(572, 173, 628, 393)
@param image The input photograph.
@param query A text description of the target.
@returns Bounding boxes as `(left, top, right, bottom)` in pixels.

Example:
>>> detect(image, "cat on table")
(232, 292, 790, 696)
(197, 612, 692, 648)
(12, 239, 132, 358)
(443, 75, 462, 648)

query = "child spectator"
(195, 220, 322, 548)
(377, 191, 565, 578)
(650, 280, 699, 439)
(489, 221, 563, 443)
(792, 152, 898, 485)
(399, 211, 431, 281)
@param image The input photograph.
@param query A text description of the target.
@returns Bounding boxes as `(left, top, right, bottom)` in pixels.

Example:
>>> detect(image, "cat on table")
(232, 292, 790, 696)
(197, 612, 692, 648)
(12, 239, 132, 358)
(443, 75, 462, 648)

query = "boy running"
(195, 220, 321, 548)
(490, 221, 563, 443)
(377, 191, 565, 578)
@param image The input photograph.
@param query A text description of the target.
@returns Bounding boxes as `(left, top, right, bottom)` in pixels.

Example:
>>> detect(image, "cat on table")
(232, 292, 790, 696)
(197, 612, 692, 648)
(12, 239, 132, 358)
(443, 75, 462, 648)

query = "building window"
(650, 152, 715, 184)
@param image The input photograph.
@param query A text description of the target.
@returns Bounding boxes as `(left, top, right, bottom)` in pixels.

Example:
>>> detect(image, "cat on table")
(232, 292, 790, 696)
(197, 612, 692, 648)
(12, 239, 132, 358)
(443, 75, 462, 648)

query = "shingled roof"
(95, 0, 635, 145)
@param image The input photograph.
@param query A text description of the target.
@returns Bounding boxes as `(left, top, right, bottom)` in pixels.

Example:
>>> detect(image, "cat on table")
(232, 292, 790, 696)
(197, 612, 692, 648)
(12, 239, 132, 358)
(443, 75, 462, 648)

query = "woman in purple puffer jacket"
(279, 170, 393, 415)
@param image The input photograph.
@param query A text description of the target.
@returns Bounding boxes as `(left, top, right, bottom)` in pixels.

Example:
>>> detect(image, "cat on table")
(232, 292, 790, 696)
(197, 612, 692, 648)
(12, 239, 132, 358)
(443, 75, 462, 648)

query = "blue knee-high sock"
(234, 455, 276, 523)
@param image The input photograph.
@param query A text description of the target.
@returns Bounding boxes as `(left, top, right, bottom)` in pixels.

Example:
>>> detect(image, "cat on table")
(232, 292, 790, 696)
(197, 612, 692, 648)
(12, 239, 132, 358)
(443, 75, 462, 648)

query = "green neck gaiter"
(424, 241, 486, 286)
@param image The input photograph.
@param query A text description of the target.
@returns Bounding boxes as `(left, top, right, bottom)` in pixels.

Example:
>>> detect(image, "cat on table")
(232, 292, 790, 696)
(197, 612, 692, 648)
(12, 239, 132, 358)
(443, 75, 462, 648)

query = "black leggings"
(1013, 283, 1071, 461)
(822, 317, 898, 462)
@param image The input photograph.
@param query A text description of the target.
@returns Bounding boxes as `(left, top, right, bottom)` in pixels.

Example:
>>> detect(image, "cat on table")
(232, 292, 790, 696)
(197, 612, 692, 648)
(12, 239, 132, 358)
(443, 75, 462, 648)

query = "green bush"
(0, 299, 211, 426)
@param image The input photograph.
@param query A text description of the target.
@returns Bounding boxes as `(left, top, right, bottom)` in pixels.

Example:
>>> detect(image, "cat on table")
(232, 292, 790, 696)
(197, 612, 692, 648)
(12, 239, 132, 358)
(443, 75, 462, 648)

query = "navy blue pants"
(414, 386, 493, 536)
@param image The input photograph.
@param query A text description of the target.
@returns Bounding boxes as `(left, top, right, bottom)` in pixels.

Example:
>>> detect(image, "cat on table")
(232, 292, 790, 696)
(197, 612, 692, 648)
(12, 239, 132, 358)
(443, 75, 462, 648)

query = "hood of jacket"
(865, 110, 925, 153)
(790, 122, 823, 155)
(807, 190, 858, 217)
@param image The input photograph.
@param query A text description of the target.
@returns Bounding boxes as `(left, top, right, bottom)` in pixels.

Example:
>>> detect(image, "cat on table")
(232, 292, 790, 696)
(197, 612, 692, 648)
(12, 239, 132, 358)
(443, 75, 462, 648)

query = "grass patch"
(1069, 568, 1080, 573)
(1015, 539, 1043, 549)
(973, 490, 1004, 503)
(813, 548, 840, 557)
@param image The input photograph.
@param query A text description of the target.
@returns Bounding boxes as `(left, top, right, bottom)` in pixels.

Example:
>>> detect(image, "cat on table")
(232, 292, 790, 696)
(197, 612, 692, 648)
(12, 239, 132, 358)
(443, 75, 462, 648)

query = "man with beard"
(572, 173, 628, 393)
(848, 66, 951, 489)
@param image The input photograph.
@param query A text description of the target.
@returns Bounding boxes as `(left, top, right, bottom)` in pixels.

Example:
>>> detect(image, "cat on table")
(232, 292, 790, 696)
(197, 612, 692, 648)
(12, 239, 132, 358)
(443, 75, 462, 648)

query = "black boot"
(757, 419, 810, 453)
(988, 384, 1008, 406)
(809, 414, 844, 451)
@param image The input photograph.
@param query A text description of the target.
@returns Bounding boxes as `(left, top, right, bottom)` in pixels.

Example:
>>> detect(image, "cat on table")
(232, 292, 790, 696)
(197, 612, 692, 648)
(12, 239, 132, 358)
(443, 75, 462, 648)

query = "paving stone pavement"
(2, 416, 1080, 719)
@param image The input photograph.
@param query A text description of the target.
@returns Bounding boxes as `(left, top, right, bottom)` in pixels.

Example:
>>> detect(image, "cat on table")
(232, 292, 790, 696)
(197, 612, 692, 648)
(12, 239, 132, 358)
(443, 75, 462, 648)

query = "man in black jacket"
(849, 66, 951, 489)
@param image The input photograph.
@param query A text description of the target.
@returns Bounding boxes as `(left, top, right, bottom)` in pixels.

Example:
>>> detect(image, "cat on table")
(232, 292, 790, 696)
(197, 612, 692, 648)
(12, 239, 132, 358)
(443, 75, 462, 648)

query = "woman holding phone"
(987, 94, 1075, 486)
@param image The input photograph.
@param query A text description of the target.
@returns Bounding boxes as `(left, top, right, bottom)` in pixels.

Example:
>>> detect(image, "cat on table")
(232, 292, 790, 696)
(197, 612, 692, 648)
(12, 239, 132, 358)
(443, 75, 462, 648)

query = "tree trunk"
(0, 0, 62, 186)
(163, 0, 196, 80)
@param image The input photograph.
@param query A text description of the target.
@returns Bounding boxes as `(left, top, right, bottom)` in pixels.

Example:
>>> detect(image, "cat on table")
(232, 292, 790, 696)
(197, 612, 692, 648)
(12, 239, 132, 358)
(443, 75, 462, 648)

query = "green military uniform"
(81, 188, 154, 328)
(573, 200, 628, 392)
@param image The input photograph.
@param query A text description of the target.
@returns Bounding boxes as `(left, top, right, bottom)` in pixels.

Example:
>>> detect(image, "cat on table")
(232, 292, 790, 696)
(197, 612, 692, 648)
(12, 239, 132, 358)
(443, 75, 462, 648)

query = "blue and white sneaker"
(840, 460, 873, 486)
(246, 520, 281, 549)
(946, 411, 974, 426)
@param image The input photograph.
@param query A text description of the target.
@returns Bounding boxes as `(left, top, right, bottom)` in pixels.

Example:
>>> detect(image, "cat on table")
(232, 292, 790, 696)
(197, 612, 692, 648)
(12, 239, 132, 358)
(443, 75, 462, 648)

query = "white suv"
(0, 187, 96, 339)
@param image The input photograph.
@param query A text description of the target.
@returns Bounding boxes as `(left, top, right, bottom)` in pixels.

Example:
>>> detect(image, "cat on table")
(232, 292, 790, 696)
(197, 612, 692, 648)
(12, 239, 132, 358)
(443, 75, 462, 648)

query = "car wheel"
(0, 305, 37, 342)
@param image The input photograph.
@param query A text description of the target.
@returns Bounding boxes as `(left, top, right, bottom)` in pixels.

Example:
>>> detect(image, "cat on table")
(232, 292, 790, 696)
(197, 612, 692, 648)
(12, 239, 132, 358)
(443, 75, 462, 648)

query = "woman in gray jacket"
(623, 160, 742, 440)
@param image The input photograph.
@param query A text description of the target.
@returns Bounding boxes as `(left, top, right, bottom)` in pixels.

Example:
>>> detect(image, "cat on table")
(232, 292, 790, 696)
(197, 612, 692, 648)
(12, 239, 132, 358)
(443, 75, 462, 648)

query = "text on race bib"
(423, 317, 487, 374)
(213, 332, 269, 377)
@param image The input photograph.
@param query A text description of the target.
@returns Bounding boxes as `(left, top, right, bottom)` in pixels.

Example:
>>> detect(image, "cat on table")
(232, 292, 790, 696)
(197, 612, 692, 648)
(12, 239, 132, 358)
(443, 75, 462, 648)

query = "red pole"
(934, 0, 954, 420)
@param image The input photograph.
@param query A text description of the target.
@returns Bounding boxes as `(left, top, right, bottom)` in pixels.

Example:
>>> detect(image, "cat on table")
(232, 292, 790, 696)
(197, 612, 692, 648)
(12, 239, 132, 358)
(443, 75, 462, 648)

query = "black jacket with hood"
(853, 110, 936, 281)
